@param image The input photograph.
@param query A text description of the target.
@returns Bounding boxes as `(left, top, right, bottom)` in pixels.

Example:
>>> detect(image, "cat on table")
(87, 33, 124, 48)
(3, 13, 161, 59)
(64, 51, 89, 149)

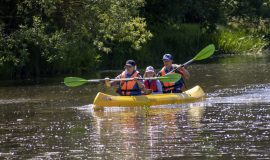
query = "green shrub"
(132, 24, 213, 67)
(214, 27, 267, 55)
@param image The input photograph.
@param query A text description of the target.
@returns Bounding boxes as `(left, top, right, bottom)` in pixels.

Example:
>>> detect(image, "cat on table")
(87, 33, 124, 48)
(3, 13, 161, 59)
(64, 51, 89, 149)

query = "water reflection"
(88, 105, 205, 159)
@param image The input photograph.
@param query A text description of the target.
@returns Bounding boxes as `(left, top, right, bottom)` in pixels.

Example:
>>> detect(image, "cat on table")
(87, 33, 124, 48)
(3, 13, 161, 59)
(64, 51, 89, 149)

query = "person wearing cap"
(143, 66, 163, 94)
(105, 60, 146, 96)
(157, 54, 190, 93)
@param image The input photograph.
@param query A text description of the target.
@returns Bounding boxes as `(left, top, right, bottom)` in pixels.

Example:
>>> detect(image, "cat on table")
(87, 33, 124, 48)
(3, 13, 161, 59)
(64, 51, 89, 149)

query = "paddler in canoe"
(158, 53, 190, 93)
(104, 56, 189, 96)
(64, 44, 215, 108)
(143, 66, 163, 94)
(105, 60, 150, 96)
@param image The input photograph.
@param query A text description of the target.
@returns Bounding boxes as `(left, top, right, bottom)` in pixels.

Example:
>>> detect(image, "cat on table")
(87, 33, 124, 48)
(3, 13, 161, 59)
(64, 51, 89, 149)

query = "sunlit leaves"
(120, 17, 152, 50)
(0, 0, 152, 77)
(90, 0, 152, 52)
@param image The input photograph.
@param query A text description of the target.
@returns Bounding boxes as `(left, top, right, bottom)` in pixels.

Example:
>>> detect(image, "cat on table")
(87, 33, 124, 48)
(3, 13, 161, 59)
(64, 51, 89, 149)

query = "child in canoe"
(143, 66, 163, 94)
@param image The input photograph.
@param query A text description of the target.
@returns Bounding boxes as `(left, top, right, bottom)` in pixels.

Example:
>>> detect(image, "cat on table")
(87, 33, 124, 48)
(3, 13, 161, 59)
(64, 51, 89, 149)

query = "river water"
(0, 55, 270, 159)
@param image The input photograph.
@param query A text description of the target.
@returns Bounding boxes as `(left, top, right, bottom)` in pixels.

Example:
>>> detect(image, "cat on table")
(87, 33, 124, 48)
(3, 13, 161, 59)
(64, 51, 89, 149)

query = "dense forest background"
(0, 0, 270, 79)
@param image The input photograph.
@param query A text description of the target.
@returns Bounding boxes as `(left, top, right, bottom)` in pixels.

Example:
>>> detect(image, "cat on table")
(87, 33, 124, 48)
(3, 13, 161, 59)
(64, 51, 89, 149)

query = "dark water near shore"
(1, 55, 270, 159)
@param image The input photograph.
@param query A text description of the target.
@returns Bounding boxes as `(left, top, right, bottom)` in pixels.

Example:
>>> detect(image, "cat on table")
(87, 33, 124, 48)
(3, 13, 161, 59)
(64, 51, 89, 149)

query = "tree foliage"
(0, 0, 269, 79)
(0, 0, 152, 78)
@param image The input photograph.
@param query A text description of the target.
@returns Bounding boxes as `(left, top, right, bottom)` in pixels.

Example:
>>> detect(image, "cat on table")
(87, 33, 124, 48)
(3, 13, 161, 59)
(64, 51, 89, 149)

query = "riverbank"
(0, 24, 268, 80)
(0, 54, 269, 87)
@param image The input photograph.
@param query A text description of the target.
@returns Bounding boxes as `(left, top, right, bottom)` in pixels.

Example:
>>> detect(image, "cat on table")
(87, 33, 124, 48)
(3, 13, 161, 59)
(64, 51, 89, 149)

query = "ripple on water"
(206, 83, 270, 104)
(0, 98, 42, 105)
(1, 79, 270, 159)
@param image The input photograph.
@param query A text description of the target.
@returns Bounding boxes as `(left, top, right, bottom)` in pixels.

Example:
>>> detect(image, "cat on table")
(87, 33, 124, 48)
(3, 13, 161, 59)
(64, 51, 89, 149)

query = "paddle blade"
(64, 77, 88, 87)
(158, 73, 181, 82)
(193, 44, 215, 61)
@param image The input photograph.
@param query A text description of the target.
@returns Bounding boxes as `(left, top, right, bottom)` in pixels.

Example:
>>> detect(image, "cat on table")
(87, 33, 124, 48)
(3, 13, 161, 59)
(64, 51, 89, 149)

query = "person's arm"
(173, 64, 190, 80)
(134, 75, 153, 94)
(137, 81, 145, 90)
(105, 74, 121, 87)
(157, 71, 161, 77)
(134, 75, 145, 90)
(178, 67, 190, 80)
(104, 77, 111, 87)
(155, 80, 163, 94)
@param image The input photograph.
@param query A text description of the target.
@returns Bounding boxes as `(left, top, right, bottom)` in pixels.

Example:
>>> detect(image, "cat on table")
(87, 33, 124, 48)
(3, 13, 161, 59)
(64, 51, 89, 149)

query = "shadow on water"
(0, 55, 270, 159)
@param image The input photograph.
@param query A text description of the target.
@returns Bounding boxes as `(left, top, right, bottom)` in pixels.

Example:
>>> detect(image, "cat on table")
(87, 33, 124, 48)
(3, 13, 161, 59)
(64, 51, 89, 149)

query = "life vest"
(144, 80, 158, 92)
(118, 70, 141, 96)
(160, 66, 183, 92)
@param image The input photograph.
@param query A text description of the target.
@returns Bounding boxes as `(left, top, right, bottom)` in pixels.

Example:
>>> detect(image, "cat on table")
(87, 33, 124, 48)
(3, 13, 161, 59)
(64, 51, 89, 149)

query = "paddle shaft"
(166, 59, 193, 74)
(166, 44, 215, 74)
(89, 77, 166, 82)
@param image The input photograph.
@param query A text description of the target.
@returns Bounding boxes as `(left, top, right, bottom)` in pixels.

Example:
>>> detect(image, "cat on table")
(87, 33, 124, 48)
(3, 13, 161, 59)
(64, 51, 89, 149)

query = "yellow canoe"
(93, 85, 205, 110)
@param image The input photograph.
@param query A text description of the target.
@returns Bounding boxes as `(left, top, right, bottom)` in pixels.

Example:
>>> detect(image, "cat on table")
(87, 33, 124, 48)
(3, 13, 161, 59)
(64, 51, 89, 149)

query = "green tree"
(0, 0, 152, 78)
(142, 0, 225, 30)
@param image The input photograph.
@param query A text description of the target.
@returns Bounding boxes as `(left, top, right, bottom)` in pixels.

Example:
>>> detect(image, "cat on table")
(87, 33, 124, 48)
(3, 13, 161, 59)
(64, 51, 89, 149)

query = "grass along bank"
(214, 26, 268, 55)
(129, 24, 268, 70)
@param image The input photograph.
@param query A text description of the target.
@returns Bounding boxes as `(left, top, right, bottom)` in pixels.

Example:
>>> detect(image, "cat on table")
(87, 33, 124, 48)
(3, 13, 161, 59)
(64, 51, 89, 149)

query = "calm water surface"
(1, 55, 270, 159)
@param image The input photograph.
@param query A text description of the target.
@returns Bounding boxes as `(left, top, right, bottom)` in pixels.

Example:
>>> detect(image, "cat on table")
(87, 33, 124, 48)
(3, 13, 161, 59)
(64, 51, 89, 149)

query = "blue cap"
(125, 60, 136, 67)
(162, 54, 173, 61)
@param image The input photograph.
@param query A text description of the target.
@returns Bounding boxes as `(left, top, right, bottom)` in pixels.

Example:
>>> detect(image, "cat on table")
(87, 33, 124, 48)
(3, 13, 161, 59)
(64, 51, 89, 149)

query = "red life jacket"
(144, 80, 158, 92)
(119, 70, 141, 96)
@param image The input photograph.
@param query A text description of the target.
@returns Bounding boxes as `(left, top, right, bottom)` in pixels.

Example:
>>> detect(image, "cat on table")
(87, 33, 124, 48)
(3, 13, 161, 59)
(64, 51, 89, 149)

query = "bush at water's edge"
(110, 24, 268, 69)
(0, 24, 268, 80)
(214, 26, 267, 55)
